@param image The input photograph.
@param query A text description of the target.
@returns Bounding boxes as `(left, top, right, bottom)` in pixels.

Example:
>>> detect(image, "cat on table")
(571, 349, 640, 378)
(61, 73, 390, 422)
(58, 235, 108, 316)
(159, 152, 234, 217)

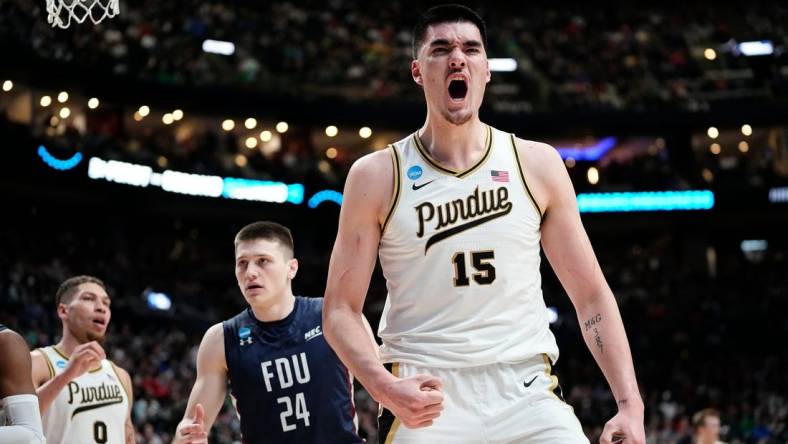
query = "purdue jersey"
(39, 346, 129, 444)
(378, 125, 560, 368)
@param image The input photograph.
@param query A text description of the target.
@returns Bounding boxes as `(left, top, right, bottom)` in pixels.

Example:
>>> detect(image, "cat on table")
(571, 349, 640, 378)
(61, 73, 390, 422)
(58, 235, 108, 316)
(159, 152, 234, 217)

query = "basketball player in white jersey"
(30, 275, 135, 444)
(0, 324, 46, 443)
(324, 4, 646, 444)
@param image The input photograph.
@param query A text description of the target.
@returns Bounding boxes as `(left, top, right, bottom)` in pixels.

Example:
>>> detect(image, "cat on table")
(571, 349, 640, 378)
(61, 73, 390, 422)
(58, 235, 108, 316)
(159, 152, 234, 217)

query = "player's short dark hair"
(412, 4, 487, 58)
(692, 408, 720, 429)
(234, 221, 295, 258)
(56, 275, 107, 306)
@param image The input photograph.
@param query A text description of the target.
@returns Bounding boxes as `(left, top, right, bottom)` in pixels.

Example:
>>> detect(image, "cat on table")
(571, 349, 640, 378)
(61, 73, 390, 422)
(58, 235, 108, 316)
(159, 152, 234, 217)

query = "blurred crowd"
(0, 1, 786, 110)
(0, 196, 785, 443)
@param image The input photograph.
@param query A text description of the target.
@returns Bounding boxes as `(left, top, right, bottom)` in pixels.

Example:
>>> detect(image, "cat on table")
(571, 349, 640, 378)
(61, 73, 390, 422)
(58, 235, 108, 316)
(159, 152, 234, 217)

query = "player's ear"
(287, 258, 298, 280)
(412, 59, 423, 86)
(57, 302, 68, 320)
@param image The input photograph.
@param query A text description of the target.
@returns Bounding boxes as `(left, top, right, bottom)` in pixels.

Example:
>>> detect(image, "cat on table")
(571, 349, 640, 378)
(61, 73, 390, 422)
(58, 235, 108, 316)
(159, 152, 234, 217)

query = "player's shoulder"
(511, 135, 566, 183)
(348, 149, 393, 181)
(108, 360, 132, 383)
(511, 136, 562, 164)
(0, 329, 30, 370)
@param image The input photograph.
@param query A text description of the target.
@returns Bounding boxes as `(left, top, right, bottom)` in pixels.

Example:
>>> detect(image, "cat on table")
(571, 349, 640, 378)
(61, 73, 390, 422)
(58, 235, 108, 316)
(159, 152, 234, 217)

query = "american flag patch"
(491, 170, 509, 182)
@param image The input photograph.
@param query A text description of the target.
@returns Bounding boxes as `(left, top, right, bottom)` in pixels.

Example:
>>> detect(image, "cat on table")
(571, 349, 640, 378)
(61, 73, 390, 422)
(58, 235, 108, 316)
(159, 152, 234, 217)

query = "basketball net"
(46, 0, 119, 28)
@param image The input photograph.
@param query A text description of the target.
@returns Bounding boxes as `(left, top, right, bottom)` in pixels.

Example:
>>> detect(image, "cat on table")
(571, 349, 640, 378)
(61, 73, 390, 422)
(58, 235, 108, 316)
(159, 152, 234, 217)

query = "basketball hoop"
(45, 0, 119, 29)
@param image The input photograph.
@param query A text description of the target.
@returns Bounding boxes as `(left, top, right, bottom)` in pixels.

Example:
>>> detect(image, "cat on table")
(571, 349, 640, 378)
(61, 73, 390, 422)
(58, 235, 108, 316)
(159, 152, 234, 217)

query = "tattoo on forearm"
(584, 313, 603, 354)
(584, 313, 602, 331)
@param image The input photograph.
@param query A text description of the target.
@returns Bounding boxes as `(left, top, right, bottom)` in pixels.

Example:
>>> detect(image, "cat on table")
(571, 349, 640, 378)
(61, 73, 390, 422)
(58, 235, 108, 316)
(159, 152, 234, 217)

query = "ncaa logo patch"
(239, 326, 253, 346)
(56, 360, 66, 369)
(407, 165, 423, 180)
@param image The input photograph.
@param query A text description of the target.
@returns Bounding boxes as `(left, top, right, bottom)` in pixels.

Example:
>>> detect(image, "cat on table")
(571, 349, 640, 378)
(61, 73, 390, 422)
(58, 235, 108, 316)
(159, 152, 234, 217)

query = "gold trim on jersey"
(412, 125, 492, 178)
(510, 134, 543, 220)
(384, 363, 402, 444)
(542, 354, 564, 404)
(39, 348, 55, 379)
(109, 362, 131, 402)
(381, 144, 402, 235)
(52, 345, 104, 373)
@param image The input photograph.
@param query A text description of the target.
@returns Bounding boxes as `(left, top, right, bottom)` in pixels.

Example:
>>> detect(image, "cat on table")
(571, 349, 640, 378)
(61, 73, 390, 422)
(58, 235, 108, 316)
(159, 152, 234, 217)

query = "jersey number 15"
(451, 250, 496, 286)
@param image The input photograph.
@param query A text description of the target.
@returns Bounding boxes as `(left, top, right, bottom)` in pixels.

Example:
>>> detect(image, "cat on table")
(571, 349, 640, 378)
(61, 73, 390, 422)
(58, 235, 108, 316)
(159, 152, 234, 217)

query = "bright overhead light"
(710, 143, 721, 155)
(489, 58, 517, 72)
(245, 118, 257, 129)
(587, 167, 599, 185)
(2, 80, 13, 92)
(325, 125, 338, 137)
(738, 141, 749, 153)
(707, 127, 719, 139)
(741, 124, 752, 136)
(59, 107, 71, 119)
(162, 113, 174, 125)
(738, 40, 773, 57)
(202, 39, 236, 56)
(138, 105, 150, 117)
(704, 48, 717, 60)
(172, 109, 184, 120)
(222, 119, 235, 131)
(245, 137, 258, 149)
(57, 91, 69, 103)
(326, 147, 338, 159)
(40, 96, 52, 107)
(276, 122, 289, 133)
(359, 127, 372, 139)
(260, 130, 272, 142)
(88, 98, 100, 109)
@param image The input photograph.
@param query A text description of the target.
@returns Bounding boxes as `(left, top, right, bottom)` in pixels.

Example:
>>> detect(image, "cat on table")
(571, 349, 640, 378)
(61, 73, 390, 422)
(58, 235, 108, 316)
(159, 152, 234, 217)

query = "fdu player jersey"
(223, 296, 361, 443)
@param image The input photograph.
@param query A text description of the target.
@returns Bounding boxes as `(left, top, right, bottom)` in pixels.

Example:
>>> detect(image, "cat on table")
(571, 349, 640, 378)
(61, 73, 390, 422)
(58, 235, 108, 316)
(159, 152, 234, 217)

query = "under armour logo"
(240, 337, 253, 346)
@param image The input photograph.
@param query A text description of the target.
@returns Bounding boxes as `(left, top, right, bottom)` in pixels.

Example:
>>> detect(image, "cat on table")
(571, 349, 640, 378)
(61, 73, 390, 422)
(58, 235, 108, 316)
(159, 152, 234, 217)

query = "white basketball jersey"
(39, 346, 129, 444)
(378, 125, 560, 368)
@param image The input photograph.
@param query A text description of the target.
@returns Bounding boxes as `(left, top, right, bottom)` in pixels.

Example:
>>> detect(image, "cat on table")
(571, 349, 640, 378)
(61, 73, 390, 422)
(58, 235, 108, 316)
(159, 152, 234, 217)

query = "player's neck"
(250, 292, 296, 323)
(418, 117, 487, 171)
(55, 329, 85, 357)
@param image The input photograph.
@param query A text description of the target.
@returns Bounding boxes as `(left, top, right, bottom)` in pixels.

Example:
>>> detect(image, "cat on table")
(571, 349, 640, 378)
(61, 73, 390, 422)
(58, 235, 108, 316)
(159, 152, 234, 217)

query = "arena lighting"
(738, 40, 774, 56)
(740, 240, 767, 254)
(489, 58, 517, 72)
(577, 190, 714, 213)
(555, 137, 616, 161)
(38, 145, 83, 170)
(308, 190, 343, 208)
(145, 290, 172, 311)
(546, 307, 558, 324)
(161, 170, 223, 197)
(202, 39, 235, 56)
(88, 157, 153, 187)
(86, 156, 306, 204)
(769, 187, 788, 203)
(222, 178, 304, 204)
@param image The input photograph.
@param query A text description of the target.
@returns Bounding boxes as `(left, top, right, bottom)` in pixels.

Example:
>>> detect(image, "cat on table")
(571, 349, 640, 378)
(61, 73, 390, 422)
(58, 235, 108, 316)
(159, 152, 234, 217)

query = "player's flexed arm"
(323, 151, 444, 429)
(173, 324, 227, 444)
(516, 139, 646, 444)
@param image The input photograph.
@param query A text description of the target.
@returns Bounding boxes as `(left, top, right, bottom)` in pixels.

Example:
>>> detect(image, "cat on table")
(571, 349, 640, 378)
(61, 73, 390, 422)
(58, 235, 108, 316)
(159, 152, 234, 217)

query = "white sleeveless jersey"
(39, 346, 129, 444)
(378, 125, 559, 368)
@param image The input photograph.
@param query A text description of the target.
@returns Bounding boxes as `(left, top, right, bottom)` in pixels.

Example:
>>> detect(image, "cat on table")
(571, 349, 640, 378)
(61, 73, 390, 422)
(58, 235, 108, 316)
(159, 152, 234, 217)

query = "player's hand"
(174, 403, 208, 444)
(599, 401, 646, 444)
(382, 374, 444, 429)
(64, 341, 105, 380)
